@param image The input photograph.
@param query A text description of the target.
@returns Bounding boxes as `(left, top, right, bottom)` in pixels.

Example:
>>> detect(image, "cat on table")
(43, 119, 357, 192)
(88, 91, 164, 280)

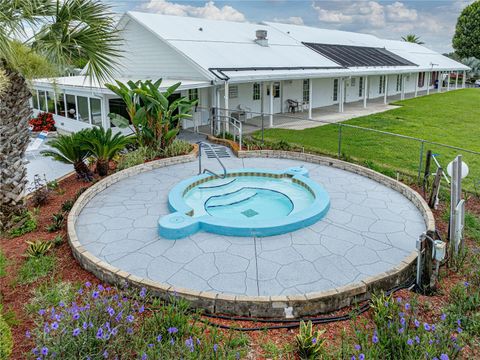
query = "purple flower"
(464, 281, 469, 287)
(170, 338, 175, 345)
(185, 337, 194, 352)
(405, 303, 411, 310)
(138, 305, 145, 314)
(312, 337, 317, 344)
(457, 327, 463, 333)
(440, 355, 449, 360)
(98, 284, 104, 291)
(398, 327, 404, 334)
(82, 322, 88, 330)
(400, 317, 406, 325)
(111, 328, 118, 336)
(156, 335, 162, 342)
(85, 281, 91, 288)
(96, 328, 103, 339)
(414, 319, 420, 328)
(126, 315, 134, 323)
(396, 297, 402, 303)
(213, 344, 218, 353)
(351, 356, 356, 360)
(423, 323, 431, 331)
(38, 309, 46, 316)
(441, 313, 447, 321)
(148, 343, 154, 348)
(359, 354, 365, 360)
(407, 339, 413, 346)
(140, 287, 146, 298)
(127, 327, 133, 334)
(457, 319, 461, 326)
(92, 291, 99, 299)
(42, 347, 49, 356)
(103, 350, 108, 359)
(107, 307, 115, 317)
(168, 327, 178, 334)
(432, 324, 436, 331)
(415, 336, 420, 344)
(372, 334, 379, 344)
(77, 288, 83, 295)
(354, 344, 361, 351)
(25, 330, 31, 338)
(59, 301, 65, 307)
(141, 354, 147, 360)
(72, 328, 80, 337)
(32, 347, 39, 355)
(72, 313, 80, 320)
(51, 322, 59, 330)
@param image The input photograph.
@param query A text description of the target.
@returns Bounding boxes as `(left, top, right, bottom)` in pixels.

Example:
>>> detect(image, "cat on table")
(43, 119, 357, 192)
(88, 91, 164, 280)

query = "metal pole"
(198, 142, 202, 175)
(261, 82, 265, 143)
(417, 140, 425, 184)
(416, 234, 424, 289)
(338, 124, 343, 159)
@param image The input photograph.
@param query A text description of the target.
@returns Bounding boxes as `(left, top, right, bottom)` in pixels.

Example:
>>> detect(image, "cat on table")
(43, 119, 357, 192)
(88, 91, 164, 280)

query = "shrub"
(46, 212, 65, 232)
(0, 249, 6, 277)
(464, 212, 480, 242)
(295, 320, 326, 359)
(26, 281, 78, 315)
(8, 210, 37, 237)
(28, 174, 51, 207)
(61, 199, 74, 212)
(53, 234, 64, 247)
(444, 281, 480, 336)
(28, 283, 248, 359)
(18, 255, 56, 284)
(161, 140, 192, 158)
(29, 112, 56, 132)
(0, 304, 13, 359)
(270, 140, 292, 151)
(349, 292, 464, 360)
(117, 147, 158, 171)
(25, 240, 53, 258)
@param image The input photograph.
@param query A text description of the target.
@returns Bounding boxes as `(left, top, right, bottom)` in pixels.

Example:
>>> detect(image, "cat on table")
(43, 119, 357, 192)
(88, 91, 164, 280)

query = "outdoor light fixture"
(433, 240, 446, 262)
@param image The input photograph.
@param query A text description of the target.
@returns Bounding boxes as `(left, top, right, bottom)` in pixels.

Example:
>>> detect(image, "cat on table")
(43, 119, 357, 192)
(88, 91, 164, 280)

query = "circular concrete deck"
(74, 153, 427, 301)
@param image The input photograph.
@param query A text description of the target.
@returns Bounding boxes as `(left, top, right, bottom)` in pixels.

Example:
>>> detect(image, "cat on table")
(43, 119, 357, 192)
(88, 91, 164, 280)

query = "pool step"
(205, 189, 257, 208)
(198, 178, 236, 190)
(203, 144, 231, 159)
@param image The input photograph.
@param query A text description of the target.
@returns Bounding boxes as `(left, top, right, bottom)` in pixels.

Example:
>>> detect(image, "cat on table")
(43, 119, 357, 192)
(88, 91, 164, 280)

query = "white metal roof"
(33, 76, 211, 94)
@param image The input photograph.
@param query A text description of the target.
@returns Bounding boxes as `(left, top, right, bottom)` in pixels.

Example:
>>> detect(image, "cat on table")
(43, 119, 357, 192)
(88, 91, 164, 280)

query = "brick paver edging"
(68, 150, 434, 318)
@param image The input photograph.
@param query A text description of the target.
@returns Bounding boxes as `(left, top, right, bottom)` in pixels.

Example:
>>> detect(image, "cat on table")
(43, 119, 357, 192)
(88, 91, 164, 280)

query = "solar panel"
(303, 43, 417, 68)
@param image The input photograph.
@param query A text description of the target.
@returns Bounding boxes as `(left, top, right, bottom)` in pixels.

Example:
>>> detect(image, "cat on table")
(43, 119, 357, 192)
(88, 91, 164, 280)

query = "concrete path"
(75, 154, 425, 297)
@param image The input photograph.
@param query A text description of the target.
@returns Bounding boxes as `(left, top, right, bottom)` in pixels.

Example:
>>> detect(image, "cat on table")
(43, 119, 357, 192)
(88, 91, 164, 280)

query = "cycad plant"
(84, 127, 132, 176)
(41, 130, 93, 181)
(0, 0, 121, 230)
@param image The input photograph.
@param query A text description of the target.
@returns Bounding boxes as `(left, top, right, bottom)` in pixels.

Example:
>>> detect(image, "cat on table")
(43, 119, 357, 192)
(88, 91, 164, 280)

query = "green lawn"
(261, 89, 480, 191)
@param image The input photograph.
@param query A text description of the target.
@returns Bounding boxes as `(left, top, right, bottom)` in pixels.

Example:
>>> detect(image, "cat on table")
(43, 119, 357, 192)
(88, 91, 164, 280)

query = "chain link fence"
(184, 106, 480, 193)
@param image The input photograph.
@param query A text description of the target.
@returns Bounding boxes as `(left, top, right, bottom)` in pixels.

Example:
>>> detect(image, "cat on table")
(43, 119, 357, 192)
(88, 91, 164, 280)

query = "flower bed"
(29, 112, 56, 132)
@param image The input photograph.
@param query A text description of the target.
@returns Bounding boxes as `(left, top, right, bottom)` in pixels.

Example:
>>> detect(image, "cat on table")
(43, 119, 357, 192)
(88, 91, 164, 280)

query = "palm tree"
(84, 127, 132, 176)
(0, 0, 121, 230)
(401, 34, 425, 45)
(41, 130, 94, 181)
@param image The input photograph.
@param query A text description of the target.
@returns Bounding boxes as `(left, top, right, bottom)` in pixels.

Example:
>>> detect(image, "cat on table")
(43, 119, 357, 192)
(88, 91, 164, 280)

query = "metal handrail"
(211, 113, 242, 151)
(197, 141, 227, 179)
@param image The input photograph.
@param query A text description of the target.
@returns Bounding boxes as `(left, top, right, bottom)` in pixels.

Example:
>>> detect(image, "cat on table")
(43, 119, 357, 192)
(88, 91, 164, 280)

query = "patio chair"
(236, 104, 252, 122)
(287, 99, 300, 113)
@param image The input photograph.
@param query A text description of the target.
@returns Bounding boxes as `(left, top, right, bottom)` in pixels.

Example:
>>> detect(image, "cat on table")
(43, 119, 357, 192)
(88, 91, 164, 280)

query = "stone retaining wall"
(68, 150, 434, 318)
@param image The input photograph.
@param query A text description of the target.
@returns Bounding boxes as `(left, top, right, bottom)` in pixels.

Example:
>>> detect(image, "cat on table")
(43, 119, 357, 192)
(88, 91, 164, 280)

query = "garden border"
(68, 149, 434, 318)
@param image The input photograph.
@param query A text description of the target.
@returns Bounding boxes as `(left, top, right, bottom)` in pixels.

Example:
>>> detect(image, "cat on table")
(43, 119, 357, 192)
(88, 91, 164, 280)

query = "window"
(65, 95, 76, 119)
(56, 94, 66, 117)
(378, 76, 386, 94)
(253, 83, 261, 100)
(350, 78, 356, 87)
(109, 98, 130, 127)
(33, 90, 40, 110)
(38, 90, 47, 111)
(77, 96, 89, 123)
(188, 89, 198, 101)
(303, 79, 310, 103)
(419, 72, 426, 88)
(273, 82, 280, 98)
(46, 91, 56, 113)
(396, 75, 403, 92)
(90, 98, 102, 126)
(228, 85, 238, 99)
(430, 72, 437, 86)
(333, 79, 338, 101)
(358, 77, 363, 97)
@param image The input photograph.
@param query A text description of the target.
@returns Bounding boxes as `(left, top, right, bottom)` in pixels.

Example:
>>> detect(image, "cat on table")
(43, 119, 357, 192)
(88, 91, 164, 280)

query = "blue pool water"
(158, 168, 330, 239)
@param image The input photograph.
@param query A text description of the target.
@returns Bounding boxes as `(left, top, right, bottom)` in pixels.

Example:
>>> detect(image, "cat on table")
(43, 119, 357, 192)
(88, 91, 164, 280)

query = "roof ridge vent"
(255, 29, 268, 47)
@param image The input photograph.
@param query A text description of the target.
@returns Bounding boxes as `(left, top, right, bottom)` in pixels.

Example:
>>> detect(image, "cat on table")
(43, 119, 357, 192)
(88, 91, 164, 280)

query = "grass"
(260, 89, 480, 189)
(26, 280, 79, 315)
(465, 212, 480, 243)
(18, 255, 56, 284)
(0, 248, 7, 277)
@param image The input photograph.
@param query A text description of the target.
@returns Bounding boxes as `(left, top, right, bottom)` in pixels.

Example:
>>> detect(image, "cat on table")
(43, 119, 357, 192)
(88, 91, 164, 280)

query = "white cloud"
(272, 16, 305, 25)
(140, 0, 246, 22)
(385, 2, 418, 22)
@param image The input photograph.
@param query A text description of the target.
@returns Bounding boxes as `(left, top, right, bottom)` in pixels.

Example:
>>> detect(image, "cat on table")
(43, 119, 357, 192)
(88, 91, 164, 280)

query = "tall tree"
(453, 0, 480, 59)
(0, 0, 121, 230)
(401, 34, 424, 45)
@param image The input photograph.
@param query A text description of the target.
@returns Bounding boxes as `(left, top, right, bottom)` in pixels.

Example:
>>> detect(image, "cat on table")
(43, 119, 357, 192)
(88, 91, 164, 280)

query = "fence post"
(261, 112, 264, 143)
(417, 140, 425, 184)
(337, 124, 343, 159)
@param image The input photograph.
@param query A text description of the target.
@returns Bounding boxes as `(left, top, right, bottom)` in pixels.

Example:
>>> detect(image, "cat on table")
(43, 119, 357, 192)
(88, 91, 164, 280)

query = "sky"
(106, 0, 475, 53)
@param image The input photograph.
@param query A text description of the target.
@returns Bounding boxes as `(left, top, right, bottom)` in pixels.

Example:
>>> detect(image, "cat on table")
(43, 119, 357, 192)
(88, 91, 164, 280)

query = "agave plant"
(295, 320, 326, 359)
(41, 130, 93, 181)
(84, 127, 132, 176)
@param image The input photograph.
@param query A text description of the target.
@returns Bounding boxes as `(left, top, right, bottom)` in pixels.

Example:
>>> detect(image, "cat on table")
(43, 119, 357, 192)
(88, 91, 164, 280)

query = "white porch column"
(280, 80, 284, 114)
(455, 71, 459, 89)
(102, 96, 110, 129)
(269, 82, 273, 127)
(338, 78, 344, 113)
(215, 87, 221, 133)
(447, 72, 451, 91)
(437, 72, 442, 93)
(401, 74, 406, 100)
(224, 81, 229, 132)
(414, 73, 418, 97)
(427, 72, 431, 95)
(308, 78, 313, 118)
(363, 76, 368, 108)
(462, 71, 466, 88)
(384, 76, 389, 105)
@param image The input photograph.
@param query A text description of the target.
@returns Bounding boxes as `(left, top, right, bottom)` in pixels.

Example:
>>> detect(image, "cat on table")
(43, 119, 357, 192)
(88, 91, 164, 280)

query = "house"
(31, 11, 469, 134)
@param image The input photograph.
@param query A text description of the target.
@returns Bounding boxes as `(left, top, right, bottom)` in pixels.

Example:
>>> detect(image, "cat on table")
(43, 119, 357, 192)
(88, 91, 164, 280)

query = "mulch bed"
(1, 172, 479, 359)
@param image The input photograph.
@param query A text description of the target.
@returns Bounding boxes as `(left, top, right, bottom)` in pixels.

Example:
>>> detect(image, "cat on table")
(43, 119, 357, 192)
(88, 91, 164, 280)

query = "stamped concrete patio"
(75, 150, 426, 297)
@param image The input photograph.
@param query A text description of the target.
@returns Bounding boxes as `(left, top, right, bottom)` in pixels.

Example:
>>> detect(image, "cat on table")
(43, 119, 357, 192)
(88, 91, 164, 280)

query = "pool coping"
(68, 150, 434, 318)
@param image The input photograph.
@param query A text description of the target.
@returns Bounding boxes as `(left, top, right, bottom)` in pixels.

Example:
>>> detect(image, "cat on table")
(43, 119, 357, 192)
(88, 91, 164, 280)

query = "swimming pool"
(158, 167, 330, 239)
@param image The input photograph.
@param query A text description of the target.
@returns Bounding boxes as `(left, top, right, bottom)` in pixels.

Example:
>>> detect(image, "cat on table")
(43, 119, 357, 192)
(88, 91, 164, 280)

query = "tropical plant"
(46, 212, 65, 232)
(8, 210, 37, 237)
(161, 139, 193, 158)
(25, 240, 53, 258)
(106, 79, 197, 150)
(401, 34, 425, 45)
(41, 130, 93, 180)
(0, 0, 121, 231)
(117, 146, 158, 171)
(84, 127, 132, 176)
(295, 320, 326, 359)
(453, 1, 480, 59)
